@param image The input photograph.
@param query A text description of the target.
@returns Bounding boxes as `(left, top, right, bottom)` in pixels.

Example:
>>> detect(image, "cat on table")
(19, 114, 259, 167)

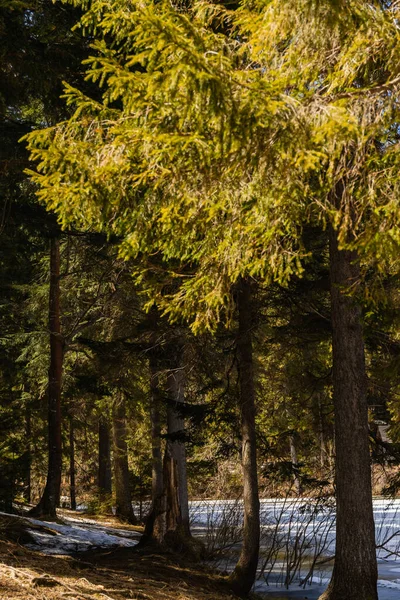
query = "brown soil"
(0, 515, 252, 600)
(57, 509, 144, 533)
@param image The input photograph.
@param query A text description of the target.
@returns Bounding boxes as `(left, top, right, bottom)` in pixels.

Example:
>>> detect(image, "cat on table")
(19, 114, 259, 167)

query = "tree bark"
(230, 278, 260, 597)
(142, 343, 192, 549)
(165, 350, 190, 536)
(317, 395, 328, 470)
(112, 392, 136, 524)
(24, 406, 31, 504)
(319, 227, 377, 600)
(69, 415, 76, 510)
(30, 236, 63, 518)
(98, 415, 112, 502)
(289, 434, 301, 495)
(143, 354, 166, 541)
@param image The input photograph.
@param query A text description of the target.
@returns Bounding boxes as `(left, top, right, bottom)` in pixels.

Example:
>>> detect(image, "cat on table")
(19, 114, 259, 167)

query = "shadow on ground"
(0, 536, 246, 600)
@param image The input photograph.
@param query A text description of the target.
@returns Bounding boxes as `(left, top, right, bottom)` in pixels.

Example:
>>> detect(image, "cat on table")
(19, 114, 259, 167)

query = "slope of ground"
(0, 513, 250, 600)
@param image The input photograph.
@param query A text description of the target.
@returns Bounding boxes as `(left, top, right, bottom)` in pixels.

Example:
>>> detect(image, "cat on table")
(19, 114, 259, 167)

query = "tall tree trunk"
(24, 406, 31, 504)
(142, 343, 192, 549)
(112, 392, 136, 524)
(230, 278, 260, 596)
(30, 236, 63, 518)
(98, 415, 112, 502)
(320, 228, 377, 600)
(317, 395, 328, 470)
(165, 349, 190, 536)
(289, 434, 301, 495)
(143, 354, 166, 541)
(69, 415, 76, 510)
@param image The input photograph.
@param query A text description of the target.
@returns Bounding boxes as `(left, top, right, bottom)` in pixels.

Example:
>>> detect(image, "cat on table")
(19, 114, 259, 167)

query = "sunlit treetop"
(24, 0, 400, 330)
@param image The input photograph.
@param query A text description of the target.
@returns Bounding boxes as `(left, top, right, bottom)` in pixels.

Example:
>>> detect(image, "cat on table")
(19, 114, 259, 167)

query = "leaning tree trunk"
(112, 392, 136, 524)
(143, 354, 165, 541)
(320, 227, 377, 600)
(230, 278, 260, 597)
(69, 415, 76, 510)
(30, 236, 63, 518)
(98, 415, 112, 504)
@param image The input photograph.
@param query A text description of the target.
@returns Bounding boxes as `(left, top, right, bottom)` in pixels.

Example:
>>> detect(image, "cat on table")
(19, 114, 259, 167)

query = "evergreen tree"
(22, 1, 400, 597)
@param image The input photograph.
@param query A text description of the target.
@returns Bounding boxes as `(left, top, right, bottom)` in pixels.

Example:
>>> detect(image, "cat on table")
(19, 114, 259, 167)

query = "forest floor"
(0, 512, 257, 600)
(2, 504, 400, 600)
(0, 539, 250, 600)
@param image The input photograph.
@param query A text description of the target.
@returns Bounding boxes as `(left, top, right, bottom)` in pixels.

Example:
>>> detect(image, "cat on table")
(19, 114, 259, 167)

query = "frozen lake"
(189, 498, 400, 600)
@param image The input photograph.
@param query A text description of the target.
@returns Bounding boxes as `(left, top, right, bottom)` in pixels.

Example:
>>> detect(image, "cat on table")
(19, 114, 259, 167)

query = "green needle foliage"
(24, 0, 400, 330)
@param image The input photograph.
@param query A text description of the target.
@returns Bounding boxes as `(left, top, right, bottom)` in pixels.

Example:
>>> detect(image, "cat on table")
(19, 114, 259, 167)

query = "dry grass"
(0, 516, 245, 600)
(58, 509, 144, 533)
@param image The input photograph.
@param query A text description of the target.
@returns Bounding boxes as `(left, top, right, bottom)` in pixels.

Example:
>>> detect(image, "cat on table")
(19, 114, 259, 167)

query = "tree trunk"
(24, 407, 31, 504)
(98, 415, 112, 502)
(230, 278, 260, 597)
(30, 236, 63, 518)
(143, 354, 166, 541)
(142, 343, 192, 550)
(165, 350, 190, 536)
(319, 228, 377, 600)
(112, 392, 136, 524)
(317, 395, 328, 470)
(69, 415, 76, 510)
(289, 434, 301, 495)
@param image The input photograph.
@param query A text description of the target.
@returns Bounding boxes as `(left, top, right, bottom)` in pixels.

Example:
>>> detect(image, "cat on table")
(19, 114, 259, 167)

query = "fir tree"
(23, 1, 400, 597)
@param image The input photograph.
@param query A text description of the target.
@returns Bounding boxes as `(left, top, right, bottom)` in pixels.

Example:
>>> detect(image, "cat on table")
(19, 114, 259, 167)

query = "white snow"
(26, 517, 140, 554)
(189, 498, 400, 600)
(4, 498, 400, 599)
(0, 511, 139, 555)
(377, 580, 400, 590)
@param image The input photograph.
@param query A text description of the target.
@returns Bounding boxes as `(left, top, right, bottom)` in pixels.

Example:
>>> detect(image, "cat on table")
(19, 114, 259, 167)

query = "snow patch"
(0, 511, 140, 555)
(378, 579, 400, 589)
(26, 518, 139, 555)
